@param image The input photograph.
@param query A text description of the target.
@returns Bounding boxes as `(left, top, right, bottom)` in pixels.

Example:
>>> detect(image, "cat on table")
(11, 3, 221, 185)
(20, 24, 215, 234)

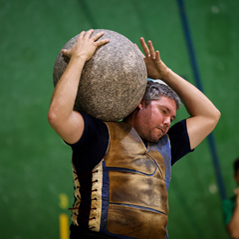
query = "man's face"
(135, 96, 177, 143)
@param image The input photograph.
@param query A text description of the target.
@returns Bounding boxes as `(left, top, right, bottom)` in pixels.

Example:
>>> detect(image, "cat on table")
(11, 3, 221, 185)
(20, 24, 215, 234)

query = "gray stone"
(53, 29, 147, 121)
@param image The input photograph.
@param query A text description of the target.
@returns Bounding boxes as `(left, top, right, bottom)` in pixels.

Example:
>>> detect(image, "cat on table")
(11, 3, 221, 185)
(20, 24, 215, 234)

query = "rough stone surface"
(53, 29, 147, 121)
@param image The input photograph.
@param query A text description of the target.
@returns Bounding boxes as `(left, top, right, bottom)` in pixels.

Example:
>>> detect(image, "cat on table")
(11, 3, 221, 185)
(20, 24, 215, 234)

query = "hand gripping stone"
(53, 29, 147, 121)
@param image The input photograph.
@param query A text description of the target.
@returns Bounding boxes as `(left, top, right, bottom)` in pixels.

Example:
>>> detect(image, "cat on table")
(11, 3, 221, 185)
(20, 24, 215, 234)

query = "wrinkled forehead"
(156, 96, 177, 108)
(152, 96, 177, 115)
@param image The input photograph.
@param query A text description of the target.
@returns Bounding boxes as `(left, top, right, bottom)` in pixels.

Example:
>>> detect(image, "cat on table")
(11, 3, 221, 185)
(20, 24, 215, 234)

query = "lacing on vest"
(69, 170, 99, 224)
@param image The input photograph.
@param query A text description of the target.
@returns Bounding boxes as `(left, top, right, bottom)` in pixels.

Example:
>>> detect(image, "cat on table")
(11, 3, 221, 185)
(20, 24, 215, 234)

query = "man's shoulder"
(167, 119, 188, 144)
(168, 119, 187, 135)
(167, 119, 193, 165)
(70, 111, 109, 149)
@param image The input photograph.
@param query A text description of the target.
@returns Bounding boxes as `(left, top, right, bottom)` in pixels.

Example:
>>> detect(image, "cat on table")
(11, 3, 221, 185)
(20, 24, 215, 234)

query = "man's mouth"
(157, 127, 165, 135)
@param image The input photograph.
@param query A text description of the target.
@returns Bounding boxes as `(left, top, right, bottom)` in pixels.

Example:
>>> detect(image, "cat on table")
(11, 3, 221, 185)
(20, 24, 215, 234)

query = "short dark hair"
(143, 80, 181, 109)
(234, 157, 239, 175)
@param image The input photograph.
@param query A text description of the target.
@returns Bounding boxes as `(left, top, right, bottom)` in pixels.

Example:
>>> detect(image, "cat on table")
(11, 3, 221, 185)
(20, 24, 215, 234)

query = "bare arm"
(138, 38, 221, 149)
(48, 30, 109, 144)
(227, 189, 239, 239)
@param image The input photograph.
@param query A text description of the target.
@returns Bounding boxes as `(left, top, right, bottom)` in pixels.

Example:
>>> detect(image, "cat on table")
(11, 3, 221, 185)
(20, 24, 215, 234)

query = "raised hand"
(138, 37, 169, 80)
(61, 29, 109, 62)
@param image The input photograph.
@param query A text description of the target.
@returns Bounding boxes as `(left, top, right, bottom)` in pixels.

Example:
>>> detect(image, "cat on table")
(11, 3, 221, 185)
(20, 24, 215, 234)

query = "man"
(48, 29, 220, 238)
(223, 158, 239, 239)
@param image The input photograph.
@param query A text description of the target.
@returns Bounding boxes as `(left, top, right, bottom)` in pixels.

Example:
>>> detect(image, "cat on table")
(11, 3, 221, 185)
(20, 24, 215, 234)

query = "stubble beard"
(143, 128, 164, 143)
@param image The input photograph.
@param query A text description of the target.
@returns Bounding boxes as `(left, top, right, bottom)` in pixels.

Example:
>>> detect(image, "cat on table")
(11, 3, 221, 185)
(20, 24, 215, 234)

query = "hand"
(61, 29, 109, 62)
(136, 37, 169, 80)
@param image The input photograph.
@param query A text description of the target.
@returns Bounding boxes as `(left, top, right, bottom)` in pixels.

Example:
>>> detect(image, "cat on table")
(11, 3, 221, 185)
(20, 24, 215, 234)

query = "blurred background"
(1, 0, 238, 238)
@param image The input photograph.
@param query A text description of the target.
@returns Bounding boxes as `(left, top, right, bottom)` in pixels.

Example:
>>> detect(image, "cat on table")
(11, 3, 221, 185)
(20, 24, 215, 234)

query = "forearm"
(160, 68, 220, 149)
(161, 68, 220, 120)
(48, 56, 86, 122)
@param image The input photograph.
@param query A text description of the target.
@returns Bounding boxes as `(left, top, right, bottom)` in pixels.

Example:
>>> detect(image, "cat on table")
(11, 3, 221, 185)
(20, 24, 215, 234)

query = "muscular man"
(48, 29, 220, 239)
(223, 158, 239, 239)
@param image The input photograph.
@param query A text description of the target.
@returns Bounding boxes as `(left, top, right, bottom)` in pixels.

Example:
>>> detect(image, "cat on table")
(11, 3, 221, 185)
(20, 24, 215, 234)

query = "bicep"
(49, 110, 85, 144)
(186, 116, 216, 150)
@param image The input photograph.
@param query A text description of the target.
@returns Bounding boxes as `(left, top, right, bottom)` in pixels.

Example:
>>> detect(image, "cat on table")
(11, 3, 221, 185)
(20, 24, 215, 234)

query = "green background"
(1, 0, 238, 238)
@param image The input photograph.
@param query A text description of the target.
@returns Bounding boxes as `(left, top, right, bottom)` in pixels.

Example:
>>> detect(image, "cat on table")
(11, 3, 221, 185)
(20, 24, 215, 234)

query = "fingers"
(96, 38, 110, 47)
(76, 29, 93, 43)
(61, 49, 70, 57)
(155, 50, 161, 61)
(84, 29, 94, 39)
(78, 29, 109, 46)
(83, 29, 106, 42)
(91, 31, 105, 41)
(90, 30, 109, 46)
(148, 40, 156, 59)
(61, 49, 66, 54)
(140, 37, 149, 56)
(140, 37, 158, 59)
(77, 31, 86, 41)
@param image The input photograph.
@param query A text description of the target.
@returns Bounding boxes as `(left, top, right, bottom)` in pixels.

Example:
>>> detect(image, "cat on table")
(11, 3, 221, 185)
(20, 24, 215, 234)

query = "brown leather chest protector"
(104, 122, 168, 239)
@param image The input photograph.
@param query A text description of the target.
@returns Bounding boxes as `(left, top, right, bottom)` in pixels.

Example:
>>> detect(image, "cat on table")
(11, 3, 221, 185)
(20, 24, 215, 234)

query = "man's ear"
(138, 99, 146, 110)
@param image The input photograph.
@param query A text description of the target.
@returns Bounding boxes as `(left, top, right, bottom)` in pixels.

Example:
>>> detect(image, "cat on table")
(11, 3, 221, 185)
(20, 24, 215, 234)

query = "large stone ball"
(53, 29, 147, 121)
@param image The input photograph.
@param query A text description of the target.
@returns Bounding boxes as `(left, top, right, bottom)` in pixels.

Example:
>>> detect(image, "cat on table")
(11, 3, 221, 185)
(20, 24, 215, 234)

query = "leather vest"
(72, 121, 171, 239)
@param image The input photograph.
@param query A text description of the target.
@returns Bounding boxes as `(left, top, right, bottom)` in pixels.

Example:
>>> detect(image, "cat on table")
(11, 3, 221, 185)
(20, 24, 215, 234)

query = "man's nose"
(163, 117, 171, 127)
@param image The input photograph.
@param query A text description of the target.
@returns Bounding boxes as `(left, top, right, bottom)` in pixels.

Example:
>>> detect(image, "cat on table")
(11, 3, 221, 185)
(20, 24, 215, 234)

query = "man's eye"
(170, 117, 176, 122)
